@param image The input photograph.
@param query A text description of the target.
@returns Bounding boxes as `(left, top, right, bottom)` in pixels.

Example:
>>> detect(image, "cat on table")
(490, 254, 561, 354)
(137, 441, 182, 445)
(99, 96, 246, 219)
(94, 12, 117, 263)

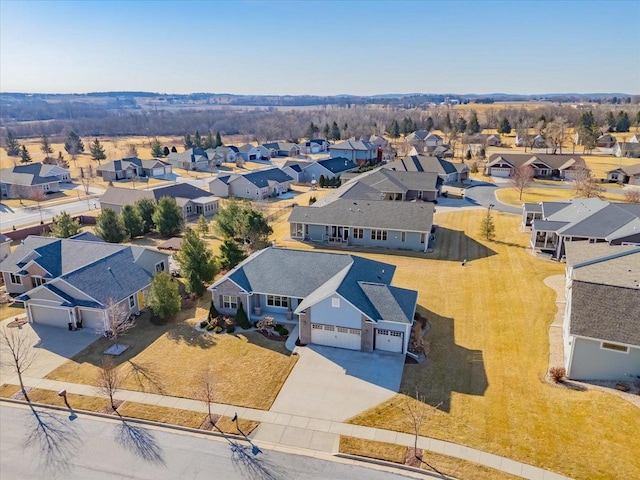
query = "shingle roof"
(330, 140, 376, 151)
(100, 183, 213, 208)
(569, 247, 640, 289)
(315, 157, 358, 174)
(607, 163, 640, 176)
(358, 282, 417, 324)
(0, 162, 68, 186)
(487, 154, 586, 170)
(99, 187, 154, 207)
(386, 155, 463, 175)
(96, 157, 170, 173)
(234, 168, 293, 188)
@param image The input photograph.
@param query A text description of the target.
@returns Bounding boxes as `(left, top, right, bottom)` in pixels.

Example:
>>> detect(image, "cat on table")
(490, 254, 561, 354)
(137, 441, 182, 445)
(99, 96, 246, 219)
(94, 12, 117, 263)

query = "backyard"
(495, 185, 626, 207)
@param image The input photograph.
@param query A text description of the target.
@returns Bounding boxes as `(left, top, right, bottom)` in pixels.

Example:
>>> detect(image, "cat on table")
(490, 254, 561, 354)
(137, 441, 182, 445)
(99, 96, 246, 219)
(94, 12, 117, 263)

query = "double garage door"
(29, 305, 104, 330)
(311, 323, 361, 350)
(490, 167, 511, 178)
(375, 329, 403, 353)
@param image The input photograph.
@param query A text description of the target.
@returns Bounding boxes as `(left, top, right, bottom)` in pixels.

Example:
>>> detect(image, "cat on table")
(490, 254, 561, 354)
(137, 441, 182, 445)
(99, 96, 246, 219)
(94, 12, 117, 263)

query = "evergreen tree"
(455, 116, 467, 134)
(193, 131, 203, 149)
(89, 138, 106, 163)
(20, 145, 32, 163)
(176, 228, 217, 296)
(40, 134, 54, 157)
(153, 196, 183, 237)
(171, 146, 178, 153)
(442, 113, 452, 132)
(479, 208, 496, 241)
(576, 111, 599, 152)
(318, 175, 326, 188)
(163, 146, 170, 156)
(305, 121, 320, 139)
(330, 121, 341, 140)
(616, 111, 631, 132)
(64, 131, 84, 159)
(605, 111, 616, 132)
(466, 112, 481, 134)
(148, 272, 181, 321)
(50, 211, 81, 238)
(150, 137, 164, 157)
(56, 151, 69, 168)
(323, 123, 330, 140)
(197, 214, 209, 236)
(208, 300, 219, 321)
(121, 204, 144, 239)
(215, 131, 223, 147)
(424, 117, 434, 132)
(4, 130, 20, 156)
(216, 238, 246, 271)
(184, 133, 194, 150)
(242, 209, 273, 250)
(386, 119, 400, 138)
(497, 117, 512, 134)
(95, 208, 127, 243)
(203, 131, 215, 149)
(235, 301, 250, 329)
(135, 197, 156, 234)
(465, 150, 472, 161)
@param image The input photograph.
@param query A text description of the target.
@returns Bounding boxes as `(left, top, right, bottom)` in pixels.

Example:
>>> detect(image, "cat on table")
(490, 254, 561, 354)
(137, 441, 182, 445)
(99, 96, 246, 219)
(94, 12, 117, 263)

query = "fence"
(3, 215, 97, 242)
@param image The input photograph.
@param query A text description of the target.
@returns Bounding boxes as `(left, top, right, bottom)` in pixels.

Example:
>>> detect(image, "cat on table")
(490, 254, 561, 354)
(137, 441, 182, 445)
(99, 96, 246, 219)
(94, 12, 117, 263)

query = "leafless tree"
(624, 189, 640, 203)
(14, 184, 32, 206)
(0, 325, 37, 402)
(545, 117, 569, 154)
(97, 357, 122, 414)
(511, 165, 535, 200)
(401, 389, 442, 468)
(99, 299, 135, 353)
(572, 166, 604, 198)
(79, 167, 92, 195)
(30, 190, 47, 224)
(125, 143, 138, 157)
(200, 369, 223, 432)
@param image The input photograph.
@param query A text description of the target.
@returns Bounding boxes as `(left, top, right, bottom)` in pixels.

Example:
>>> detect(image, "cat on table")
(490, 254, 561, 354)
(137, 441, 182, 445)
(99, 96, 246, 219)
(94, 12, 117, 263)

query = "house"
(329, 140, 378, 165)
(209, 247, 418, 354)
(100, 183, 219, 218)
(629, 134, 640, 143)
(167, 148, 211, 171)
(596, 134, 617, 149)
(525, 198, 640, 260)
(300, 157, 358, 183)
(0, 234, 11, 261)
(385, 155, 469, 184)
(0, 233, 169, 330)
(605, 164, 640, 185)
(299, 139, 330, 154)
(405, 131, 444, 154)
(532, 135, 547, 149)
(486, 154, 587, 180)
(96, 157, 172, 182)
(562, 243, 640, 380)
(205, 146, 238, 165)
(208, 168, 293, 199)
(262, 142, 301, 158)
(0, 163, 71, 199)
(486, 134, 502, 147)
(613, 142, 640, 158)
(288, 199, 434, 252)
(280, 160, 311, 183)
(255, 145, 272, 160)
(237, 144, 261, 162)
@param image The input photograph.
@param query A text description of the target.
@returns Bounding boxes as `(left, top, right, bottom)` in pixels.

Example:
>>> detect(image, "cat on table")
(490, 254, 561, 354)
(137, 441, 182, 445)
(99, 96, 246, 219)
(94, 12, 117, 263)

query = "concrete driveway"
(0, 318, 98, 383)
(269, 345, 405, 422)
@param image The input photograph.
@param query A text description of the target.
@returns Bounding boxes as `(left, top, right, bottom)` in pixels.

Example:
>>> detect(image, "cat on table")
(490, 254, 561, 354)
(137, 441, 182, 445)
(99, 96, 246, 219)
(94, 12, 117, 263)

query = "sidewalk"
(4, 374, 571, 480)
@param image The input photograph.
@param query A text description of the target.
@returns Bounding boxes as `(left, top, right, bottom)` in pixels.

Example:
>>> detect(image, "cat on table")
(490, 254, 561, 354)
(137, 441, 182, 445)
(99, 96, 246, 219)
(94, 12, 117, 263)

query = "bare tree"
(511, 165, 535, 200)
(573, 166, 604, 198)
(624, 189, 640, 203)
(79, 167, 92, 196)
(0, 326, 37, 402)
(125, 143, 138, 157)
(401, 389, 442, 462)
(99, 299, 135, 354)
(97, 357, 122, 414)
(546, 117, 569, 154)
(31, 190, 47, 224)
(200, 369, 223, 433)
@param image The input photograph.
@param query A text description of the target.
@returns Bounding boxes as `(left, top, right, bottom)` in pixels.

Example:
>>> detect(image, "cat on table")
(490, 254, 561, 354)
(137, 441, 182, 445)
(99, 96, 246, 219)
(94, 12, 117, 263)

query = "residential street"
(0, 404, 411, 480)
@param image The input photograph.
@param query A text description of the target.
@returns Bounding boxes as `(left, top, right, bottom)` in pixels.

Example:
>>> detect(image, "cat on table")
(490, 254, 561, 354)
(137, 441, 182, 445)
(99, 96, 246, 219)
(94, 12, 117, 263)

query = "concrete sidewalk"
(4, 375, 571, 480)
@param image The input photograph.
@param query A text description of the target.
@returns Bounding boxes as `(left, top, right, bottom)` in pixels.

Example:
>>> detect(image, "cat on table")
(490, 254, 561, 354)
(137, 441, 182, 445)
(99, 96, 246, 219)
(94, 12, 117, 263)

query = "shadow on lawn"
(406, 310, 489, 413)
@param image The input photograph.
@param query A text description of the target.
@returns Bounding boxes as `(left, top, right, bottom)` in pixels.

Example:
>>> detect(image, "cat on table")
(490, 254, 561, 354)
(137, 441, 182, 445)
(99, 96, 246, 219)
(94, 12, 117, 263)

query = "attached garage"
(311, 323, 361, 350)
(151, 167, 166, 177)
(29, 305, 71, 328)
(249, 154, 257, 161)
(78, 308, 106, 331)
(490, 167, 511, 178)
(375, 329, 403, 353)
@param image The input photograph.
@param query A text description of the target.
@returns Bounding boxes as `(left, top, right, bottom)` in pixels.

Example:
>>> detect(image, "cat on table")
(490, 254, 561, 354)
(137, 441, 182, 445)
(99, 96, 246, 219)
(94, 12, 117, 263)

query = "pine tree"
(208, 300, 219, 321)
(479, 208, 496, 241)
(235, 301, 250, 329)
(616, 111, 631, 132)
(56, 151, 69, 168)
(442, 113, 452, 132)
(176, 228, 217, 296)
(330, 122, 341, 141)
(95, 208, 127, 243)
(605, 111, 616, 132)
(425, 117, 434, 132)
(184, 133, 194, 150)
(148, 272, 181, 321)
(323, 123, 330, 140)
(171, 146, 178, 153)
(194, 131, 203, 149)
(40, 134, 54, 157)
(50, 211, 81, 238)
(4, 131, 21, 156)
(89, 138, 106, 163)
(305, 122, 320, 139)
(121, 204, 144, 239)
(163, 146, 170, 156)
(455, 116, 467, 134)
(318, 175, 326, 188)
(135, 197, 156, 233)
(203, 131, 215, 149)
(497, 117, 512, 134)
(20, 145, 32, 163)
(150, 137, 164, 157)
(216, 238, 246, 271)
(386, 119, 400, 138)
(215, 131, 223, 147)
(64, 131, 84, 159)
(197, 214, 209, 236)
(466, 112, 481, 134)
(152, 196, 183, 237)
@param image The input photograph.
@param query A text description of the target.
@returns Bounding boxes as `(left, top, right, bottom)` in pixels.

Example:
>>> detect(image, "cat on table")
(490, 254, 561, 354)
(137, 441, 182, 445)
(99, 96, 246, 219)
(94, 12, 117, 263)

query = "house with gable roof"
(385, 154, 469, 184)
(606, 163, 640, 185)
(0, 163, 71, 199)
(209, 247, 418, 354)
(300, 157, 358, 183)
(486, 153, 587, 180)
(237, 144, 261, 162)
(167, 148, 211, 171)
(329, 140, 378, 165)
(562, 243, 640, 380)
(207, 168, 293, 199)
(96, 157, 172, 181)
(0, 233, 169, 330)
(262, 142, 301, 158)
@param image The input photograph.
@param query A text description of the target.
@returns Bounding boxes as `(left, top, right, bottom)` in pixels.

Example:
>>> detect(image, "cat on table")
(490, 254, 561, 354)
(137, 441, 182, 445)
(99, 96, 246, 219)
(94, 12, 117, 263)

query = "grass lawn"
(495, 186, 626, 207)
(46, 298, 298, 410)
(0, 303, 26, 322)
(328, 210, 640, 480)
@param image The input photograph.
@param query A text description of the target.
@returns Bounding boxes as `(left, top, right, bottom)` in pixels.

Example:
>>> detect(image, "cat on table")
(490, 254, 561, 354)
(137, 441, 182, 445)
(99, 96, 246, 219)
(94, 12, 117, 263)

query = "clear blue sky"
(1, 0, 639, 95)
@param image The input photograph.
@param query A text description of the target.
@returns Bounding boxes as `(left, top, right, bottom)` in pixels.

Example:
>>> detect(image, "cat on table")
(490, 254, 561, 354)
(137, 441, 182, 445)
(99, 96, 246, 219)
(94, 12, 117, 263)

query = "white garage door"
(152, 167, 165, 177)
(490, 168, 511, 178)
(78, 309, 106, 331)
(311, 324, 361, 350)
(29, 305, 71, 328)
(375, 329, 403, 353)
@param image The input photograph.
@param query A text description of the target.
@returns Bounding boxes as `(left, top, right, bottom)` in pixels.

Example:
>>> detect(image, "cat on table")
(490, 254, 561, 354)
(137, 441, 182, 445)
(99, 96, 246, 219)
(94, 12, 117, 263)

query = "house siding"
(211, 279, 249, 317)
(568, 336, 640, 380)
(303, 225, 426, 251)
(310, 295, 362, 329)
(298, 309, 311, 344)
(375, 320, 411, 353)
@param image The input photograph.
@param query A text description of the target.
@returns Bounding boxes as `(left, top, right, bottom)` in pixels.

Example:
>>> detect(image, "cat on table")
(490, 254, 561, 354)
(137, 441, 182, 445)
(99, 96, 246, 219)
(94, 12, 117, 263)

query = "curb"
(334, 452, 456, 479)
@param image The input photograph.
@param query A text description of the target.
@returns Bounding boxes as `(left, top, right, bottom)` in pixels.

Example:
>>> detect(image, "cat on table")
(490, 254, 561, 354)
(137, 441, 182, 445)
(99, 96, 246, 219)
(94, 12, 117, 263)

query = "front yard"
(46, 297, 298, 410)
(495, 186, 625, 207)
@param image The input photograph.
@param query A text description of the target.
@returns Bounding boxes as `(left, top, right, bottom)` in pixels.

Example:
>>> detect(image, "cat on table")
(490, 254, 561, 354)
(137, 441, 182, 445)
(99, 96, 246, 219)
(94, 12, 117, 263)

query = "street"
(0, 404, 411, 480)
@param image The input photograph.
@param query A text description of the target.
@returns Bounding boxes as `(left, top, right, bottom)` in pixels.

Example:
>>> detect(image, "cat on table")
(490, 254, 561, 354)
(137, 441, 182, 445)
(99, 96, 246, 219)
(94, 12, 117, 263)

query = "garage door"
(29, 305, 71, 328)
(375, 329, 403, 353)
(78, 309, 106, 331)
(490, 168, 511, 178)
(249, 154, 257, 161)
(311, 323, 361, 350)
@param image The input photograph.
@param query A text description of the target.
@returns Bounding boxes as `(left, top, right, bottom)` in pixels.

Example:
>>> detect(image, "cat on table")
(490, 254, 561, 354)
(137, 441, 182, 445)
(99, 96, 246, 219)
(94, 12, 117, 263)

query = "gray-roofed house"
(237, 144, 261, 162)
(385, 154, 469, 184)
(300, 157, 358, 182)
(261, 142, 301, 158)
(100, 183, 219, 218)
(486, 154, 587, 180)
(605, 163, 640, 185)
(0, 233, 11, 261)
(95, 157, 172, 182)
(207, 168, 293, 199)
(613, 142, 640, 158)
(562, 243, 640, 380)
(299, 139, 330, 154)
(526, 198, 640, 259)
(209, 247, 418, 354)
(280, 160, 312, 183)
(0, 163, 71, 199)
(205, 146, 238, 165)
(167, 148, 211, 171)
(0, 233, 169, 330)
(329, 140, 378, 165)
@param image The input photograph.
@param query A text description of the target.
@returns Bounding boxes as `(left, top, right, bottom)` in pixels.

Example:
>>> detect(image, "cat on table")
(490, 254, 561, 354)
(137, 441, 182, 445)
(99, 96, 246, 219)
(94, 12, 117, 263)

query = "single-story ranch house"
(385, 155, 469, 184)
(208, 168, 293, 199)
(167, 148, 212, 171)
(0, 232, 169, 330)
(563, 243, 640, 380)
(486, 154, 587, 179)
(606, 163, 640, 185)
(96, 157, 172, 181)
(209, 247, 418, 354)
(329, 140, 379, 165)
(0, 163, 71, 199)
(299, 157, 358, 183)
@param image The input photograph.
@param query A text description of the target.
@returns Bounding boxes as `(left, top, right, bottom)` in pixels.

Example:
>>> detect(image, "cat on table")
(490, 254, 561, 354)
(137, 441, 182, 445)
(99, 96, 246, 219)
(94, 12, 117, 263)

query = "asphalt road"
(462, 181, 522, 214)
(0, 404, 411, 480)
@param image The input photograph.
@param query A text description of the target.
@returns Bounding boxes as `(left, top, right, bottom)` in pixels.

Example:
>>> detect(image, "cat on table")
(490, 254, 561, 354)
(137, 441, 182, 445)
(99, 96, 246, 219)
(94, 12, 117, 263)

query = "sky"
(1, 0, 639, 96)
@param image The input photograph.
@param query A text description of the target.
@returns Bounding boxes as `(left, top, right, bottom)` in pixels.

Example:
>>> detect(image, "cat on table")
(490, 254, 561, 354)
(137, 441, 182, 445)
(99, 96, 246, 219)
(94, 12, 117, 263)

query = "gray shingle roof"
(487, 154, 586, 170)
(358, 282, 417, 324)
(289, 198, 434, 232)
(330, 140, 376, 151)
(386, 155, 463, 175)
(96, 157, 169, 173)
(235, 168, 293, 188)
(100, 183, 213, 208)
(0, 163, 68, 186)
(315, 157, 358, 174)
(99, 187, 154, 207)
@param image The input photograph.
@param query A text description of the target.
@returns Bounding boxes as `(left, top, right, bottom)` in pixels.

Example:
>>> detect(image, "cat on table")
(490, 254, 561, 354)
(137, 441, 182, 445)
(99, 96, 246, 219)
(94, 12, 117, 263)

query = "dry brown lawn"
(214, 415, 260, 436)
(117, 402, 205, 428)
(495, 186, 626, 207)
(46, 298, 298, 410)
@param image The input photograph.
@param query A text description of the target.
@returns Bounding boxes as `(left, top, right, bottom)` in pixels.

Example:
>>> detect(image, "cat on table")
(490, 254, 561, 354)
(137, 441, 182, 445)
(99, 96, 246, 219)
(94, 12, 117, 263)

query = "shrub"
(470, 161, 479, 173)
(208, 300, 219, 321)
(199, 320, 209, 328)
(226, 324, 235, 334)
(205, 323, 215, 331)
(214, 326, 223, 333)
(549, 366, 566, 383)
(235, 302, 250, 329)
(275, 325, 289, 336)
(309, 196, 316, 205)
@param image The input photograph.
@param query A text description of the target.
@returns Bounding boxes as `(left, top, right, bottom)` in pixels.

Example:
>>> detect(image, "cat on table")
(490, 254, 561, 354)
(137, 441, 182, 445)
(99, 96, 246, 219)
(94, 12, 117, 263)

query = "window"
(353, 228, 364, 239)
(331, 297, 340, 308)
(266, 295, 289, 308)
(401, 232, 406, 242)
(223, 295, 238, 310)
(155, 262, 165, 273)
(129, 295, 135, 308)
(601, 342, 628, 353)
(246, 188, 250, 194)
(370, 230, 387, 241)
(9, 273, 21, 285)
(420, 233, 426, 244)
(31, 277, 46, 288)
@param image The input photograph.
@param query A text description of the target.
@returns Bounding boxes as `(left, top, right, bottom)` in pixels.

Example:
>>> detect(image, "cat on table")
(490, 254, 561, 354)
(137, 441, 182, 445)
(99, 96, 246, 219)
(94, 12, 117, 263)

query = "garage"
(29, 305, 71, 328)
(151, 167, 165, 177)
(311, 323, 361, 350)
(375, 329, 403, 353)
(490, 167, 511, 178)
(249, 154, 257, 161)
(77, 308, 106, 331)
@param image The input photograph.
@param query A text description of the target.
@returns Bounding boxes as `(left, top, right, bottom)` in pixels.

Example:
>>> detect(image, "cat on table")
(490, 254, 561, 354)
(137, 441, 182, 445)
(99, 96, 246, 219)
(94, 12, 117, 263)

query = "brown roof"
(157, 237, 183, 251)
